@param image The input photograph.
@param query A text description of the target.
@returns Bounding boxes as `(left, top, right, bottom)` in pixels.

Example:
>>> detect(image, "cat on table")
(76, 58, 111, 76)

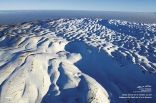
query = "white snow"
(0, 18, 156, 103)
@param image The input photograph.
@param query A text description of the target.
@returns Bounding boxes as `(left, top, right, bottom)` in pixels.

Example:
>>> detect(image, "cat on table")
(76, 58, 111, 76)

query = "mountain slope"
(0, 18, 156, 103)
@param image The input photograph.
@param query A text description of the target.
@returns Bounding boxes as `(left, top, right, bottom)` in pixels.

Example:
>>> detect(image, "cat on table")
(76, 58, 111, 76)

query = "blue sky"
(0, 0, 156, 12)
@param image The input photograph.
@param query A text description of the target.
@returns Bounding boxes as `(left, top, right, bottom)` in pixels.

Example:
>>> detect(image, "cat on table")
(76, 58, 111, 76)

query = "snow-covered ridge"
(0, 18, 156, 103)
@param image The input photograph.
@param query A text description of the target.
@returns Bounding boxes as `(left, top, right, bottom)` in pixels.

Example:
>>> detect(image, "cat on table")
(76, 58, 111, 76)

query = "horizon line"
(0, 10, 155, 13)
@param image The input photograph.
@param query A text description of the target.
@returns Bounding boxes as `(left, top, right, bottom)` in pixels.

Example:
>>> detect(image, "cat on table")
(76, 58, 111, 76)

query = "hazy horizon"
(0, 9, 155, 13)
(0, 10, 156, 26)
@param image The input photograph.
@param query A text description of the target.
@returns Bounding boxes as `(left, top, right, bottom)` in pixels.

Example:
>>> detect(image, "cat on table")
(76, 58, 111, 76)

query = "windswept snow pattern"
(0, 18, 156, 103)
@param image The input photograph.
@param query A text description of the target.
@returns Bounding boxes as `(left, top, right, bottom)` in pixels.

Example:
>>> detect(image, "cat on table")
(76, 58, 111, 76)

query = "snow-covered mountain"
(0, 18, 155, 103)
